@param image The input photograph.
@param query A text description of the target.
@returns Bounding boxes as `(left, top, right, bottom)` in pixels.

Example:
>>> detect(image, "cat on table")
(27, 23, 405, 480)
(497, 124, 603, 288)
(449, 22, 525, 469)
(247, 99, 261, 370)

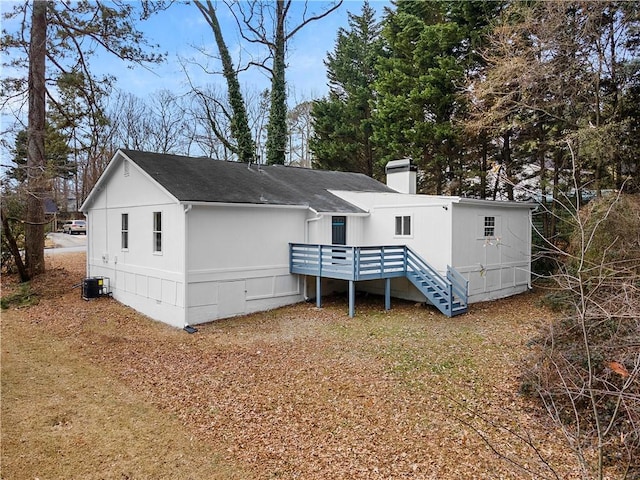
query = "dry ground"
(2, 252, 587, 479)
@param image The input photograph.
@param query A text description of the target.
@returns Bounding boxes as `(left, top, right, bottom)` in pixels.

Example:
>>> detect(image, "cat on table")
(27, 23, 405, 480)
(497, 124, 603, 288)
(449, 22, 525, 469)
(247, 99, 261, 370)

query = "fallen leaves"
(608, 360, 630, 378)
(1, 253, 590, 479)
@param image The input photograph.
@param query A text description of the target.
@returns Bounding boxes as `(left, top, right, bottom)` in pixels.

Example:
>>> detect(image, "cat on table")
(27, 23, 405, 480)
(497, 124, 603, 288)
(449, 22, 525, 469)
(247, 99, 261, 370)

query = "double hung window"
(121, 214, 129, 249)
(484, 216, 495, 237)
(395, 215, 411, 236)
(153, 212, 162, 253)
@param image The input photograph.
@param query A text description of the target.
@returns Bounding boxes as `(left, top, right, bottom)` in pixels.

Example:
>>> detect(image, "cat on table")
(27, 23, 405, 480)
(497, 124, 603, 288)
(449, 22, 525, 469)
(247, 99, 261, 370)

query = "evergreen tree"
(466, 1, 640, 207)
(370, 1, 504, 194)
(9, 126, 73, 183)
(310, 1, 384, 177)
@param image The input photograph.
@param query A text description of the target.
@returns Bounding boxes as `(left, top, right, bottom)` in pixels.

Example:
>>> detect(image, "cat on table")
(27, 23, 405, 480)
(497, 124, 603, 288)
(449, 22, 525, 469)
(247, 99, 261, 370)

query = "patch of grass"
(1, 309, 245, 480)
(0, 282, 38, 309)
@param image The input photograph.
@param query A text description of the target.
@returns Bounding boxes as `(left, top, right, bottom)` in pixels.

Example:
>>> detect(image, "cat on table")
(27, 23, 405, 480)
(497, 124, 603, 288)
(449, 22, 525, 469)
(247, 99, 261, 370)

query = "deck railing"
(289, 244, 407, 281)
(289, 243, 468, 317)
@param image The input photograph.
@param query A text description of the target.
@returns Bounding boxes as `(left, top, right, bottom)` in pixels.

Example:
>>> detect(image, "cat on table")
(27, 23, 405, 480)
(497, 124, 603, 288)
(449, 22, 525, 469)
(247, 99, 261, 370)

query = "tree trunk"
(503, 129, 514, 201)
(25, 0, 48, 279)
(1, 208, 29, 282)
(266, 0, 288, 165)
(194, 0, 255, 163)
(480, 133, 488, 199)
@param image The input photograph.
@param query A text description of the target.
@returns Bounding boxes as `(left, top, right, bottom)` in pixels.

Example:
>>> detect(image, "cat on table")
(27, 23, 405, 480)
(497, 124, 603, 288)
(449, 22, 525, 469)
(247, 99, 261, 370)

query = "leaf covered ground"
(2, 253, 590, 479)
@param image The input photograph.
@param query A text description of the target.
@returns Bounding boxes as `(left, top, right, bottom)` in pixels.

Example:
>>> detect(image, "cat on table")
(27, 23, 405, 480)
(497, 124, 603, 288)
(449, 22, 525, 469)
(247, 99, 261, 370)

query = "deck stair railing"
(289, 243, 468, 317)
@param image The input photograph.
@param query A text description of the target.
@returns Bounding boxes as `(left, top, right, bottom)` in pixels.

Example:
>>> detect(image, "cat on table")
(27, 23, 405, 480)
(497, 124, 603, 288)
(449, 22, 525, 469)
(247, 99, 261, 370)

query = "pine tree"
(372, 2, 466, 194)
(2, 1, 166, 279)
(9, 127, 73, 183)
(310, 1, 384, 177)
(373, 1, 503, 195)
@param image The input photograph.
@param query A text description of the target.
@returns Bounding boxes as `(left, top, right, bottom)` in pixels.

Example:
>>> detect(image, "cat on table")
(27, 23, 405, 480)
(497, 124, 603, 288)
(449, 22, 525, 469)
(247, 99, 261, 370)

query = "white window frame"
(121, 213, 129, 250)
(394, 215, 412, 237)
(153, 211, 162, 254)
(484, 216, 496, 238)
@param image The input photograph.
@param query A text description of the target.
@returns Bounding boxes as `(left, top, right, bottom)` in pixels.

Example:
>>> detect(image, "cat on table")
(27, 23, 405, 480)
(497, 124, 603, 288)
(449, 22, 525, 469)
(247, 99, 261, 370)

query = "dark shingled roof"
(122, 149, 394, 213)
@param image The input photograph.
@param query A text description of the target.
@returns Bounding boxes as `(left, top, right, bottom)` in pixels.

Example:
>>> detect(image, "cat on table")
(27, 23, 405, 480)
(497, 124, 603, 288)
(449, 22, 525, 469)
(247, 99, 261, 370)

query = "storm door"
(332, 216, 346, 245)
(331, 216, 347, 262)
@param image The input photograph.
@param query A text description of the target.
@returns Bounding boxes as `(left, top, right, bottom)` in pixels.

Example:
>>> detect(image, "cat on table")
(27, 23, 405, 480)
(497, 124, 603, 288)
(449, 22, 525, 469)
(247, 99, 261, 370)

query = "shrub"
(523, 194, 640, 478)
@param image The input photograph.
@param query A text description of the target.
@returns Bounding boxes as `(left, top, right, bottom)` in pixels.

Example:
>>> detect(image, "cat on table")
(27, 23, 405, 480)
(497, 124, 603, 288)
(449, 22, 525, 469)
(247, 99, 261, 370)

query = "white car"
(62, 220, 86, 235)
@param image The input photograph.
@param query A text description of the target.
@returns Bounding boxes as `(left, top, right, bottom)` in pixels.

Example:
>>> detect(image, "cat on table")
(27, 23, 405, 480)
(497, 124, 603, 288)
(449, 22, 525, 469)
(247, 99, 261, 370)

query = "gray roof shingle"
(122, 149, 393, 213)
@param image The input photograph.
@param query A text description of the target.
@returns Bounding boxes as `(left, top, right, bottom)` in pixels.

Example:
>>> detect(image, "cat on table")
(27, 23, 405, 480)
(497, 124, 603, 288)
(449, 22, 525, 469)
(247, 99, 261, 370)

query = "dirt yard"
(2, 252, 586, 479)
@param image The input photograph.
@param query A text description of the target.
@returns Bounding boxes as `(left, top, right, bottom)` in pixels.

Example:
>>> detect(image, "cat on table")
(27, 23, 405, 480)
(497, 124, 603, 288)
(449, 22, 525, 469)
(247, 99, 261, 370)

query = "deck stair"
(289, 243, 468, 317)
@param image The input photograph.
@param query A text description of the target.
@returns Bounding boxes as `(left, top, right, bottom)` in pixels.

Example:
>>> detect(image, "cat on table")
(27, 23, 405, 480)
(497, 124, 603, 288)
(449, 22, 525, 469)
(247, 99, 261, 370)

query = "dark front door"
(331, 216, 347, 262)
(332, 216, 346, 245)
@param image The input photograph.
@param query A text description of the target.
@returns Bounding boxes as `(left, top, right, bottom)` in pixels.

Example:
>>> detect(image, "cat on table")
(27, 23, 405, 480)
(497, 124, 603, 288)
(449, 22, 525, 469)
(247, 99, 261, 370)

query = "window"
(484, 216, 495, 237)
(395, 215, 411, 236)
(153, 212, 162, 253)
(121, 214, 129, 250)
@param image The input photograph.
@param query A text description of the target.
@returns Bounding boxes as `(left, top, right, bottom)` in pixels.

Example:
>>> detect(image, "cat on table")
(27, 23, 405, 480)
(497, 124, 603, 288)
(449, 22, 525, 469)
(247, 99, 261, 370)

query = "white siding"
(305, 214, 365, 246)
(86, 157, 186, 327)
(332, 191, 454, 271)
(451, 204, 531, 302)
(185, 204, 308, 324)
(330, 191, 532, 304)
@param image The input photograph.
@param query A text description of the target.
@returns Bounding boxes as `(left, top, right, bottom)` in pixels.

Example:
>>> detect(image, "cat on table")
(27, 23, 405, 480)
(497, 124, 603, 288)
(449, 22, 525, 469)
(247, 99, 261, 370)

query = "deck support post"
(316, 276, 322, 308)
(348, 280, 355, 317)
(385, 277, 391, 310)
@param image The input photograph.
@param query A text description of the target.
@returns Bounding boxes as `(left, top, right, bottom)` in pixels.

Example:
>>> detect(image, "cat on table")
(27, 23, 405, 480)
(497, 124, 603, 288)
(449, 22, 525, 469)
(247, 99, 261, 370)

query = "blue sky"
(0, 1, 389, 167)
(102, 0, 390, 101)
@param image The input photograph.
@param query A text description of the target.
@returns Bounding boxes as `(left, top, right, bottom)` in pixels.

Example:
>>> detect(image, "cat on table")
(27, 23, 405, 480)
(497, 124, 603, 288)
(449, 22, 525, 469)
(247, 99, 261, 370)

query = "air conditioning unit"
(82, 277, 111, 300)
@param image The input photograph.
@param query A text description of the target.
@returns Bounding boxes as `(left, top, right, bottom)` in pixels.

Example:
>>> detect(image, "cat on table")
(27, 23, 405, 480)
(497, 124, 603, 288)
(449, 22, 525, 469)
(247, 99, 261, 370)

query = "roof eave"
(179, 200, 310, 210)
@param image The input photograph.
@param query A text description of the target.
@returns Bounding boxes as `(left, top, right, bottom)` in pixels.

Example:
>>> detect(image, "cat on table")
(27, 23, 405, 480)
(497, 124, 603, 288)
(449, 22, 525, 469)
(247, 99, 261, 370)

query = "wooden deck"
(289, 243, 468, 318)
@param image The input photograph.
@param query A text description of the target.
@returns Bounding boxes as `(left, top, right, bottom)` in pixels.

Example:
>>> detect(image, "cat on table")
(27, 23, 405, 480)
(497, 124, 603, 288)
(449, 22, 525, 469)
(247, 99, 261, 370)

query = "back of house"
(82, 150, 533, 328)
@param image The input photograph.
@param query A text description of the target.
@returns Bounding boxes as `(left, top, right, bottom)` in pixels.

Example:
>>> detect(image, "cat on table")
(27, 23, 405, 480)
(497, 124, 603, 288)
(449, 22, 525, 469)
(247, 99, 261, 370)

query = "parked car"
(62, 220, 86, 235)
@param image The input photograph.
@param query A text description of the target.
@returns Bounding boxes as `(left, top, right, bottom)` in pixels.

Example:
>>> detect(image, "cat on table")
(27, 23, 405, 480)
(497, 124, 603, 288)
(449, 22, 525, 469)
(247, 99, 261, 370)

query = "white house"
(81, 150, 534, 328)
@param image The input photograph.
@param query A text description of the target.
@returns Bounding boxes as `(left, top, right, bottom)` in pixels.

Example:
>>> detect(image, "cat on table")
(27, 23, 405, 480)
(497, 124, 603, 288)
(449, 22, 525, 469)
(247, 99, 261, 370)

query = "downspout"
(104, 185, 108, 263)
(83, 210, 90, 277)
(304, 211, 322, 243)
(183, 204, 192, 326)
(303, 211, 322, 300)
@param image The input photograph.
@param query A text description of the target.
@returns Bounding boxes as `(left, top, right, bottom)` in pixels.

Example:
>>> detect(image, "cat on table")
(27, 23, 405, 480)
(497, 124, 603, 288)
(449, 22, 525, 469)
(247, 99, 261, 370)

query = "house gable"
(81, 151, 179, 212)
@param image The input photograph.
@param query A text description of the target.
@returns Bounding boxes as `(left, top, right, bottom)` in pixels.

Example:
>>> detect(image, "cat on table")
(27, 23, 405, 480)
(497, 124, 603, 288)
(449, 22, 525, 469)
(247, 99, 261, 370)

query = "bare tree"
(226, 0, 342, 165)
(287, 99, 313, 167)
(147, 90, 189, 154)
(192, 0, 256, 163)
(526, 156, 640, 478)
(245, 88, 270, 163)
(109, 91, 152, 151)
(482, 142, 640, 479)
(183, 84, 235, 160)
(2, 1, 167, 279)
(108, 90, 188, 154)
